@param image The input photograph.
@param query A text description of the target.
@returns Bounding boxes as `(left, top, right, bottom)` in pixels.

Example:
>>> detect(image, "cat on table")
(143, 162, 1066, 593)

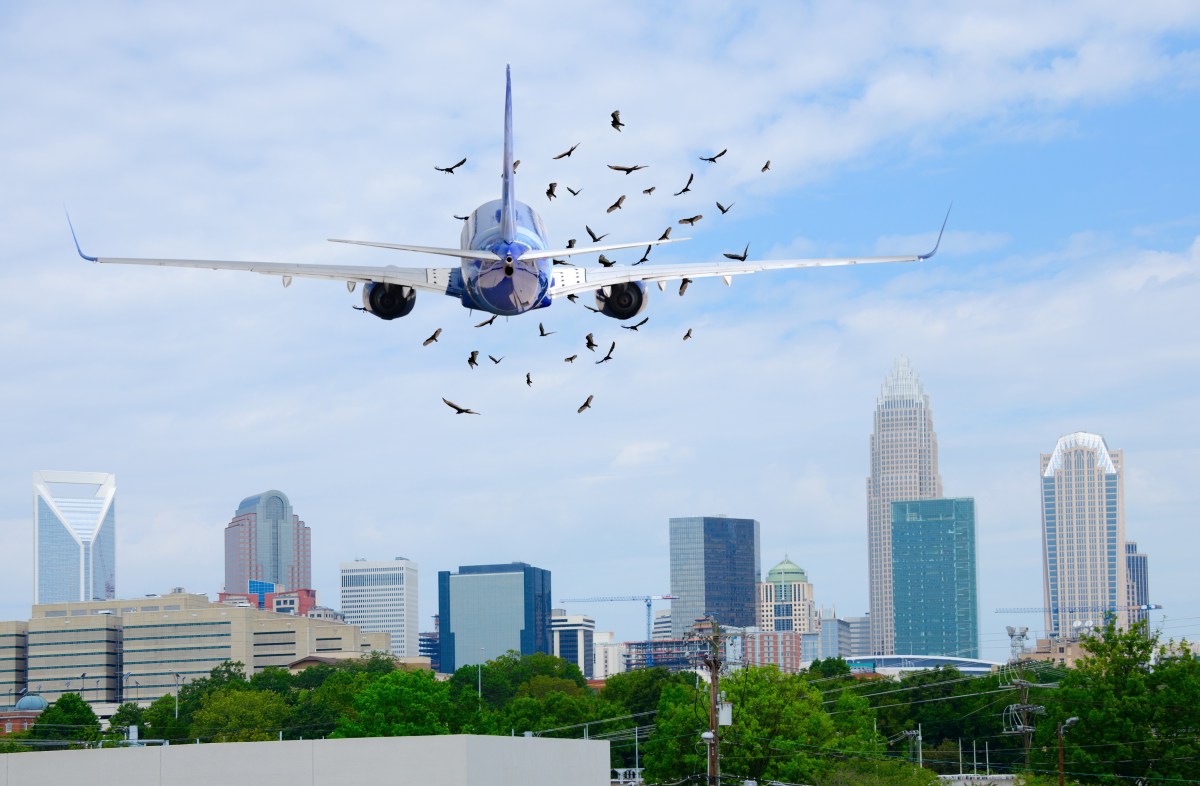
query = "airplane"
(68, 66, 948, 323)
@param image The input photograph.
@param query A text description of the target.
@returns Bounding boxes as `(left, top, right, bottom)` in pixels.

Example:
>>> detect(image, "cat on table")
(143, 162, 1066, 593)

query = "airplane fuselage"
(459, 197, 553, 315)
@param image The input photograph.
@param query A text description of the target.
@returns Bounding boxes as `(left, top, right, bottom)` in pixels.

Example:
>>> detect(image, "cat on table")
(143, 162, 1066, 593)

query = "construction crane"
(994, 604, 1162, 614)
(559, 594, 678, 668)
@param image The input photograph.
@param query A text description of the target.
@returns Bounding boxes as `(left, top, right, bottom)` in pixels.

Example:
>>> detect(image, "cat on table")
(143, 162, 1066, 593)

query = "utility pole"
(700, 620, 722, 786)
(1057, 717, 1079, 786)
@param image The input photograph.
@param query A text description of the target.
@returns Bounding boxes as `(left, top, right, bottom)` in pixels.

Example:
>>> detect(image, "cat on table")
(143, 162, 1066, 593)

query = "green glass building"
(890, 498, 978, 658)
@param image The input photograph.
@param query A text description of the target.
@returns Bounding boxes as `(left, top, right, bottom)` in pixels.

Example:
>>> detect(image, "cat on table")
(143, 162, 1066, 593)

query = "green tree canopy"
(192, 686, 292, 742)
(29, 693, 99, 745)
(333, 669, 461, 738)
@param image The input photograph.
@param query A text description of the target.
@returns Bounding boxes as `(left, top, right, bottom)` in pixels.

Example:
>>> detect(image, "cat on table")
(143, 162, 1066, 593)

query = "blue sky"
(1, 2, 1198, 664)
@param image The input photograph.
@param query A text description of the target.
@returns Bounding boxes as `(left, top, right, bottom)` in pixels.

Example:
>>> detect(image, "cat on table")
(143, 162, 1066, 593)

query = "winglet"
(918, 203, 952, 260)
(64, 207, 98, 262)
(499, 65, 517, 245)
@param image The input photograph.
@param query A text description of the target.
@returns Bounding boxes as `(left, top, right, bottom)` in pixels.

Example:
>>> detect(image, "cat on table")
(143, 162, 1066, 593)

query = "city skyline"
(2, 5, 1197, 663)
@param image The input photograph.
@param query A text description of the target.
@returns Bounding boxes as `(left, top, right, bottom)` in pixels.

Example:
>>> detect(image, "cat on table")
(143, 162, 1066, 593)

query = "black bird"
(454, 214, 469, 221)
(683, 328, 693, 341)
(658, 227, 672, 241)
(539, 322, 555, 337)
(552, 259, 574, 266)
(643, 186, 656, 195)
(679, 215, 703, 226)
(566, 186, 582, 196)
(595, 341, 616, 364)
(679, 278, 692, 296)
(585, 225, 608, 243)
(435, 158, 467, 174)
(468, 350, 479, 368)
(597, 255, 616, 268)
(489, 355, 503, 364)
(761, 160, 771, 173)
(622, 317, 650, 331)
(608, 164, 648, 175)
(442, 398, 480, 415)
(552, 142, 580, 160)
(475, 315, 497, 327)
(422, 328, 442, 346)
(723, 243, 749, 262)
(546, 182, 557, 200)
(525, 372, 533, 387)
(700, 148, 727, 163)
(584, 305, 601, 313)
(717, 201, 734, 214)
(673, 173, 694, 196)
(566, 238, 577, 248)
(567, 293, 579, 302)
(512, 159, 520, 172)
(564, 354, 578, 363)
(635, 245, 651, 265)
(606, 195, 626, 213)
(611, 110, 624, 131)
(577, 395, 594, 413)
(585, 333, 598, 351)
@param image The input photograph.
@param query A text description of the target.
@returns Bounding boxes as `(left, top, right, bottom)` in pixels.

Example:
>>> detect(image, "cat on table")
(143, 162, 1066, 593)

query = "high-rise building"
(891, 498, 979, 658)
(419, 616, 440, 673)
(223, 490, 312, 594)
(339, 558, 419, 657)
(437, 562, 551, 673)
(669, 516, 761, 639)
(33, 471, 116, 605)
(651, 609, 672, 640)
(845, 614, 871, 658)
(1040, 432, 1128, 637)
(757, 557, 818, 635)
(1126, 542, 1150, 626)
(867, 358, 943, 656)
(551, 609, 596, 679)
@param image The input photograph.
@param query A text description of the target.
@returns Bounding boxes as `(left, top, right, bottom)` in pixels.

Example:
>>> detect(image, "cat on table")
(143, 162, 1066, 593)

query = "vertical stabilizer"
(500, 65, 517, 244)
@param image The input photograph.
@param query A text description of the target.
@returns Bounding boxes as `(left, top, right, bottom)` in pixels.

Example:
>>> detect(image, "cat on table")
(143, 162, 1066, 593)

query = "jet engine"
(594, 281, 648, 321)
(362, 282, 416, 320)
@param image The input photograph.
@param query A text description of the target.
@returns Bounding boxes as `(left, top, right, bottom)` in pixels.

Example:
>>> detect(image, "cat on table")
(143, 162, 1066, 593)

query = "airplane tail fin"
(500, 65, 517, 244)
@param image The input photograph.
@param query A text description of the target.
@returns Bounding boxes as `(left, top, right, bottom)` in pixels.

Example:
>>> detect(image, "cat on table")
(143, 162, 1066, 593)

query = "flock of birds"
(432, 109, 769, 417)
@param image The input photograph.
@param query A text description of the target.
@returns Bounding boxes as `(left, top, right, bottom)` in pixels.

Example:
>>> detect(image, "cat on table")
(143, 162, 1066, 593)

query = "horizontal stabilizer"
(328, 238, 502, 261)
(519, 237, 688, 262)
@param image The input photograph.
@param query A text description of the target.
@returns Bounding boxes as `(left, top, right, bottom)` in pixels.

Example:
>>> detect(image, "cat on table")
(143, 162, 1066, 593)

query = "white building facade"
(340, 558, 419, 657)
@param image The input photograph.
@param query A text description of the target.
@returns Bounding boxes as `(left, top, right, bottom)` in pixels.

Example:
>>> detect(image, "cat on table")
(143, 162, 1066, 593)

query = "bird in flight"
(489, 355, 503, 364)
(585, 225, 608, 243)
(546, 182, 557, 201)
(723, 244, 749, 262)
(595, 341, 616, 364)
(538, 322, 555, 336)
(564, 354, 577, 363)
(443, 398, 480, 415)
(468, 350, 479, 368)
(512, 159, 520, 173)
(642, 186, 656, 195)
(607, 195, 626, 213)
(716, 201, 734, 215)
(525, 372, 533, 387)
(422, 328, 442, 346)
(435, 158, 467, 174)
(683, 328, 693, 340)
(761, 160, 770, 172)
(679, 215, 703, 226)
(577, 395, 593, 413)
(658, 227, 672, 241)
(585, 333, 598, 351)
(566, 293, 579, 302)
(700, 148, 727, 163)
(635, 246, 651, 265)
(679, 278, 692, 296)
(566, 238, 577, 248)
(608, 164, 648, 175)
(597, 255, 616, 268)
(553, 143, 580, 160)
(622, 317, 649, 331)
(453, 214, 469, 221)
(611, 110, 624, 131)
(673, 173, 694, 196)
(566, 186, 582, 196)
(475, 314, 497, 327)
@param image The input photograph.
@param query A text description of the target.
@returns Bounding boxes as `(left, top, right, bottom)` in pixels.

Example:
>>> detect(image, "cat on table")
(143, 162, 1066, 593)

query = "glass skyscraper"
(437, 562, 551, 673)
(340, 557, 419, 657)
(1125, 541, 1150, 626)
(669, 516, 761, 639)
(33, 471, 116, 604)
(867, 358, 943, 656)
(223, 490, 312, 594)
(891, 498, 979, 658)
(1040, 432, 1128, 637)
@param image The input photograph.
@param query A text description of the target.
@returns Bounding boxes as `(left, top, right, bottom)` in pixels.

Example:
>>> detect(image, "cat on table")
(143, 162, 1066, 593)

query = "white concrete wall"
(0, 734, 609, 786)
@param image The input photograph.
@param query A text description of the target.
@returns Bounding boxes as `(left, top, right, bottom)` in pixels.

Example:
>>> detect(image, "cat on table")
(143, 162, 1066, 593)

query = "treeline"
(3, 619, 1196, 785)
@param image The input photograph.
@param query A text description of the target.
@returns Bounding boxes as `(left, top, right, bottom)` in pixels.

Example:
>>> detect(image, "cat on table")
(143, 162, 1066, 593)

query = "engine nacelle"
(594, 281, 648, 321)
(362, 282, 416, 320)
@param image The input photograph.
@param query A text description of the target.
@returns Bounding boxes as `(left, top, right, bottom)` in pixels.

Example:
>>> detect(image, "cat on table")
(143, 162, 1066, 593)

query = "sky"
(1, 2, 1198, 665)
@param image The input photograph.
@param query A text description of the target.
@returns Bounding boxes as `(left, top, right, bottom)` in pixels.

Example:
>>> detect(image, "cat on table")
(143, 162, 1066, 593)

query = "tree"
(191, 687, 292, 742)
(29, 693, 99, 746)
(809, 657, 852, 679)
(333, 669, 461, 738)
(643, 681, 707, 782)
(815, 757, 938, 785)
(601, 667, 694, 716)
(105, 702, 146, 742)
(449, 651, 587, 710)
(249, 666, 295, 696)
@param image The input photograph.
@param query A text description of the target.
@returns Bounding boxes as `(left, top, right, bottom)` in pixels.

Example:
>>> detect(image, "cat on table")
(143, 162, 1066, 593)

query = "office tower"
(891, 498, 979, 658)
(339, 558, 419, 657)
(224, 490, 311, 594)
(1040, 432, 1128, 637)
(867, 358, 943, 656)
(652, 609, 672, 640)
(419, 616, 440, 672)
(669, 516, 761, 639)
(1125, 542, 1150, 626)
(845, 614, 871, 658)
(437, 562, 551, 673)
(33, 471, 116, 604)
(757, 556, 818, 634)
(551, 609, 596, 678)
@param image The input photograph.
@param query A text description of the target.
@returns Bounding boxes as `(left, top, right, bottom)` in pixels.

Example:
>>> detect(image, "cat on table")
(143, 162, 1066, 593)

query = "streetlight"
(1058, 716, 1080, 786)
(701, 731, 716, 786)
(120, 672, 132, 705)
(80, 672, 88, 702)
(174, 673, 182, 719)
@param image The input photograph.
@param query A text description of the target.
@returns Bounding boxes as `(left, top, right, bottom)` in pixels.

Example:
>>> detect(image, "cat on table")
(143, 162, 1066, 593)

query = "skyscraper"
(891, 498, 979, 658)
(33, 471, 116, 604)
(437, 562, 551, 673)
(1126, 542, 1150, 626)
(551, 609, 596, 678)
(757, 557, 818, 634)
(223, 490, 311, 594)
(867, 358, 943, 656)
(669, 516, 761, 639)
(1040, 432, 1128, 637)
(340, 558, 419, 657)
